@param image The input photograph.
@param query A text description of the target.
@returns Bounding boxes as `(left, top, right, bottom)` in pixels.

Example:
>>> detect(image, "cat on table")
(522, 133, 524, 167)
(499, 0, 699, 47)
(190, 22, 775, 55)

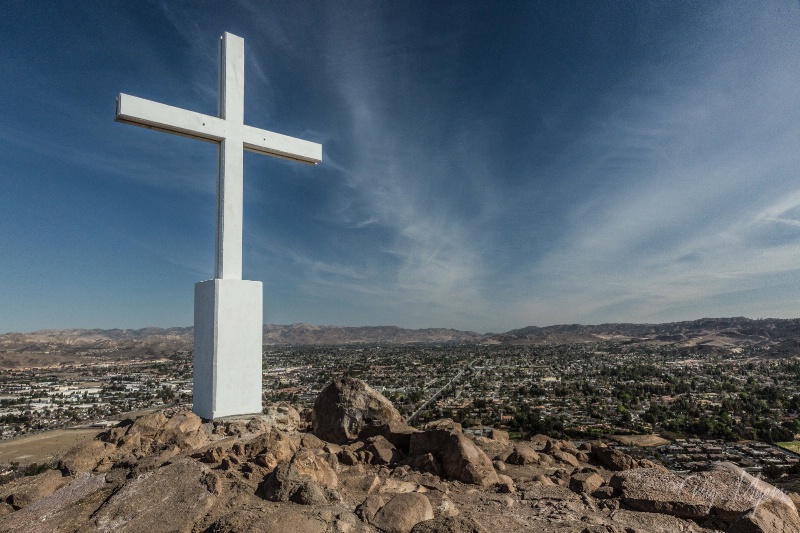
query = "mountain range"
(2, 317, 800, 368)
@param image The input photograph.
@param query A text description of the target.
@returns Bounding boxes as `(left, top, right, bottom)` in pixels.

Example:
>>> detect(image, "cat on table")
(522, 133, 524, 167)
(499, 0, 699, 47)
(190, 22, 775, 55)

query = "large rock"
(82, 458, 217, 532)
(126, 412, 168, 440)
(472, 436, 510, 461)
(691, 462, 800, 529)
(290, 448, 338, 488)
(409, 429, 499, 487)
(258, 463, 328, 505)
(612, 467, 711, 519)
(234, 428, 297, 465)
(372, 492, 434, 533)
(592, 444, 638, 471)
(614, 462, 800, 528)
(312, 377, 406, 444)
(569, 472, 604, 494)
(262, 404, 302, 432)
(58, 440, 115, 475)
(0, 469, 68, 509)
(488, 429, 509, 445)
(364, 435, 406, 465)
(152, 410, 207, 451)
(359, 419, 418, 453)
(506, 443, 540, 465)
(729, 499, 800, 532)
(0, 473, 111, 533)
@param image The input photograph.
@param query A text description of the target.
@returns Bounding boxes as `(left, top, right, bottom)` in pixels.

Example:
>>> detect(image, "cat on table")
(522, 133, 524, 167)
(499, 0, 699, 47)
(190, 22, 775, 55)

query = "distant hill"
(488, 317, 800, 346)
(263, 323, 485, 345)
(2, 317, 800, 368)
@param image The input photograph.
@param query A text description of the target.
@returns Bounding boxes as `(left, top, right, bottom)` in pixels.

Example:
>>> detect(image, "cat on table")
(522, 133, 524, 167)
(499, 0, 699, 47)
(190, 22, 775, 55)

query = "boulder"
(235, 428, 296, 466)
(0, 469, 68, 509)
(356, 493, 386, 522)
(472, 436, 510, 461)
(497, 474, 515, 493)
(0, 473, 111, 533)
(152, 410, 207, 451)
(488, 429, 509, 444)
(592, 445, 638, 471)
(372, 492, 434, 533)
(101, 420, 133, 445)
(552, 450, 580, 467)
(312, 377, 405, 444)
(401, 452, 443, 477)
(299, 432, 325, 450)
(506, 443, 540, 465)
(262, 404, 302, 432)
(410, 516, 488, 533)
(424, 419, 463, 433)
(612, 468, 711, 519)
(339, 449, 359, 466)
(58, 440, 115, 475)
(290, 448, 338, 488)
(409, 429, 499, 487)
(364, 435, 405, 465)
(258, 463, 328, 505)
(687, 462, 800, 527)
(569, 472, 604, 494)
(425, 490, 460, 518)
(126, 412, 167, 440)
(359, 419, 418, 453)
(591, 486, 616, 499)
(728, 498, 800, 532)
(612, 462, 800, 526)
(85, 458, 217, 532)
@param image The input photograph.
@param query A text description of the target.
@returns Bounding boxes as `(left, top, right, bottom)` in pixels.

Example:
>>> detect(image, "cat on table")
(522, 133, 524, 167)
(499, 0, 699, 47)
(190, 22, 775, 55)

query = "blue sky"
(3, 1, 800, 333)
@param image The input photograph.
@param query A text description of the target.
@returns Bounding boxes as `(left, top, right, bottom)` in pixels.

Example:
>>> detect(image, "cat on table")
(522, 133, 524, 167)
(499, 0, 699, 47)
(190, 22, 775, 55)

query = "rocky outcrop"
(371, 492, 434, 533)
(409, 428, 499, 487)
(592, 443, 639, 471)
(83, 458, 217, 532)
(258, 463, 329, 505)
(0, 473, 111, 533)
(1, 383, 798, 533)
(506, 443, 540, 465)
(612, 462, 800, 529)
(0, 469, 68, 510)
(729, 499, 800, 533)
(58, 440, 115, 475)
(312, 377, 406, 444)
(569, 471, 604, 494)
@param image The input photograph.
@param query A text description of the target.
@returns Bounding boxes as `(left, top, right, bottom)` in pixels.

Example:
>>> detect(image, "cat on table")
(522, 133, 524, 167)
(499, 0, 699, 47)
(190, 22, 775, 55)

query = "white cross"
(115, 32, 322, 280)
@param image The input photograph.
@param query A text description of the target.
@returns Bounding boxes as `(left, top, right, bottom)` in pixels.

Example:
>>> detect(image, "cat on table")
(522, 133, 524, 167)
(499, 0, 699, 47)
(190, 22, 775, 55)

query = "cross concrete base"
(193, 279, 263, 420)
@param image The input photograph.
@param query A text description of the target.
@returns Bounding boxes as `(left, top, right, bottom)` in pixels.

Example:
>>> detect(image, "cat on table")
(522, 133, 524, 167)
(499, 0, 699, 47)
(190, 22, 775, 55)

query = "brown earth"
(0, 429, 102, 466)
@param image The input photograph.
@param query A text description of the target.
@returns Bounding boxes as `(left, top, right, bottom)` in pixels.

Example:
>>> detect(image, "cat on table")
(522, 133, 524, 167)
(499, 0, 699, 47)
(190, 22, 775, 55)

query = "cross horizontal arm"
(116, 93, 227, 143)
(243, 125, 321, 165)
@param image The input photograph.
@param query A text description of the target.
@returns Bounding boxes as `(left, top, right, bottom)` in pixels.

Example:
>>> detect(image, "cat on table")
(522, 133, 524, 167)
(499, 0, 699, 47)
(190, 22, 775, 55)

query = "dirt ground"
(607, 434, 670, 447)
(0, 429, 103, 466)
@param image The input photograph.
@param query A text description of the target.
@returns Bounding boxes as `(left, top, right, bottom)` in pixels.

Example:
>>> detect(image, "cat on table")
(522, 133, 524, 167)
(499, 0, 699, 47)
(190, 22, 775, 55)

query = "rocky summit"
(1, 378, 798, 533)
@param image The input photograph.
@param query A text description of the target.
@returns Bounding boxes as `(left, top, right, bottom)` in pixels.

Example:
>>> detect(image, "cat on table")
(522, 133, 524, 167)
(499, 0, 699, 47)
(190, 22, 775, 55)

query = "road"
(407, 358, 480, 423)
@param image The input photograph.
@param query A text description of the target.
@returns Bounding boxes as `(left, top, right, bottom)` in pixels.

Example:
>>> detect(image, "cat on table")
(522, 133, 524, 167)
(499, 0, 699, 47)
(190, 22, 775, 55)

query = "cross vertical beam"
(217, 33, 245, 280)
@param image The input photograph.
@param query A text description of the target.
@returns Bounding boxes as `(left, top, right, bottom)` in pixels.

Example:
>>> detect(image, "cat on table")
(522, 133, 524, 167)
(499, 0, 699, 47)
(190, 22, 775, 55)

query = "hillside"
(2, 317, 800, 368)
